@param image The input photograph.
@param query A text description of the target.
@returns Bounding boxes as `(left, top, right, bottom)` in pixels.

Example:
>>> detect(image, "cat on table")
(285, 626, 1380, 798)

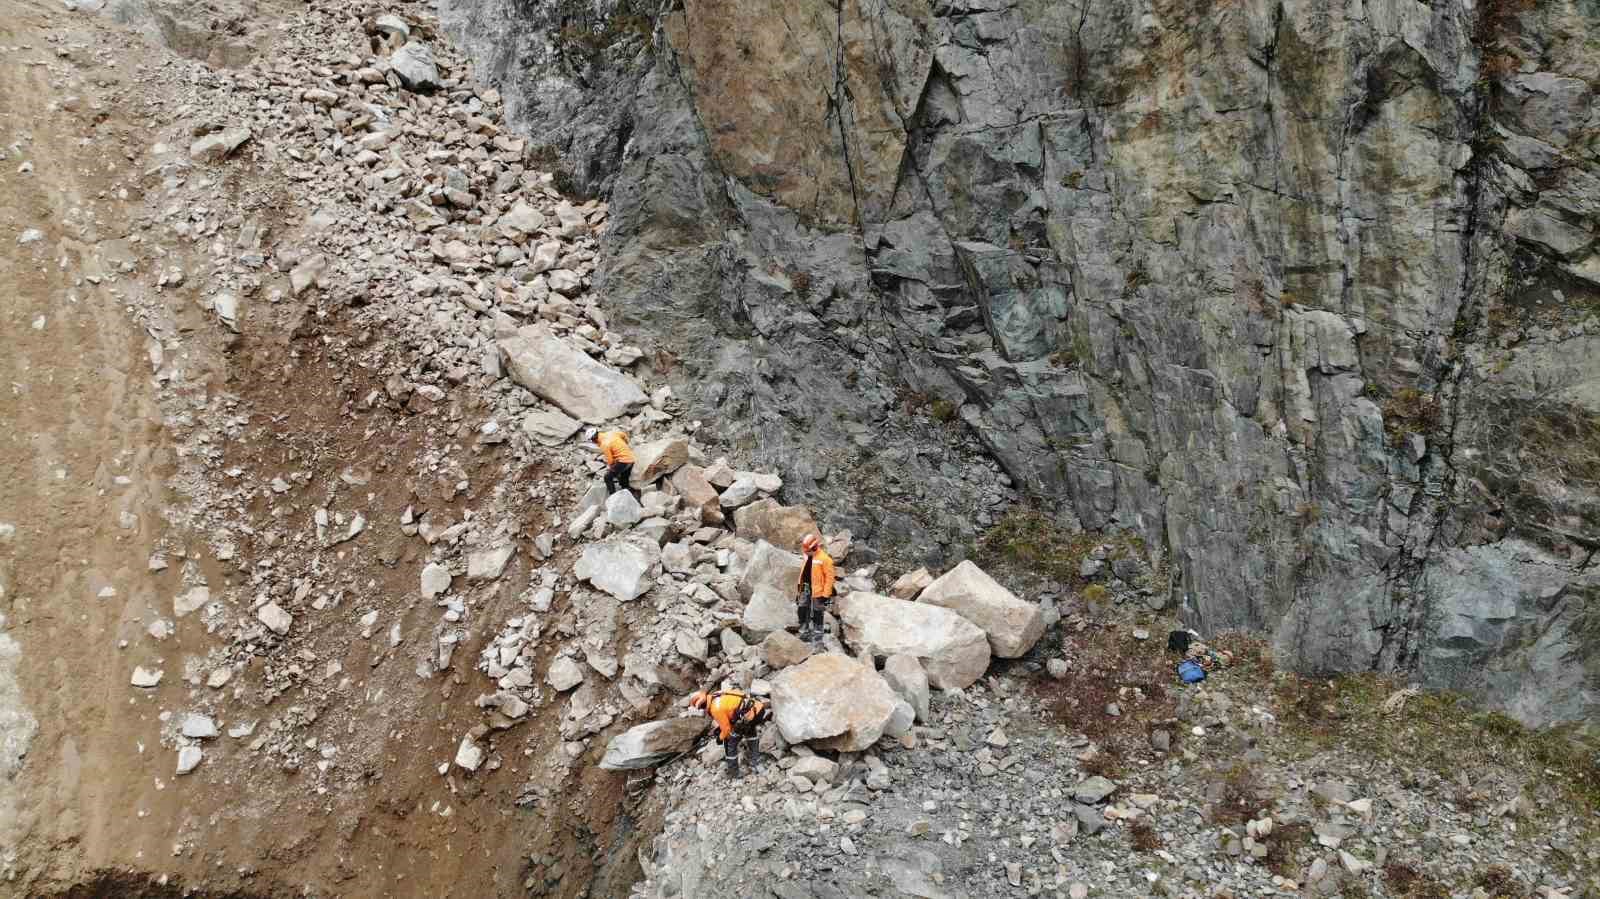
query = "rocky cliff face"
(439, 0, 1600, 727)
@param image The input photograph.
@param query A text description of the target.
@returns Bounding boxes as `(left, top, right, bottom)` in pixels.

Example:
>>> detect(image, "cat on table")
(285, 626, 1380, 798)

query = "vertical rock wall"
(440, 0, 1600, 726)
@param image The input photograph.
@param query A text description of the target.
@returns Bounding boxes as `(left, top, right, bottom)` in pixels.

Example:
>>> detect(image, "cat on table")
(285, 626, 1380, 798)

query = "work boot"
(796, 620, 812, 639)
(743, 740, 761, 774)
(724, 756, 741, 780)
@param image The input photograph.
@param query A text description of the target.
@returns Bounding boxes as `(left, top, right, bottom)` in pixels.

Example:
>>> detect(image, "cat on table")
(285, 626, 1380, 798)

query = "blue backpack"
(1177, 660, 1206, 684)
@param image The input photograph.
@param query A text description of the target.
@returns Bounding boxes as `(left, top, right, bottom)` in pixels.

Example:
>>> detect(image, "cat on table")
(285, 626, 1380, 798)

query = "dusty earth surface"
(1, 1, 641, 895)
(1, 1, 1597, 899)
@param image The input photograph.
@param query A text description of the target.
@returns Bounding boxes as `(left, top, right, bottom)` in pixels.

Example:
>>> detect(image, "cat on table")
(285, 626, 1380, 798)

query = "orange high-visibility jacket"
(705, 691, 767, 741)
(597, 430, 635, 466)
(798, 548, 836, 598)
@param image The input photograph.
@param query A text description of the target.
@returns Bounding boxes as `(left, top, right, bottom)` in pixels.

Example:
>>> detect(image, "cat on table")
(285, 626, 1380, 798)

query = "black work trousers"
(605, 462, 633, 495)
(797, 585, 831, 628)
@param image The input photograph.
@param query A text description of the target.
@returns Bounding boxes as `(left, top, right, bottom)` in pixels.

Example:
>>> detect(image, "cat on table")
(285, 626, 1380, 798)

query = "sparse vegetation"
(1380, 387, 1443, 445)
(1128, 820, 1161, 852)
(1209, 763, 1266, 825)
(1383, 861, 1451, 899)
(1261, 822, 1312, 878)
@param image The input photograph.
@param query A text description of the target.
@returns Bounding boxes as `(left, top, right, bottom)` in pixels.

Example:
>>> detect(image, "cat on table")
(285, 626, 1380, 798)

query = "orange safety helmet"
(687, 690, 709, 710)
(801, 533, 822, 554)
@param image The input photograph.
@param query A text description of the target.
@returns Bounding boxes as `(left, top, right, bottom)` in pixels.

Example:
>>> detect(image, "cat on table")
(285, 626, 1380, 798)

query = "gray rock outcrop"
(438, 0, 1600, 725)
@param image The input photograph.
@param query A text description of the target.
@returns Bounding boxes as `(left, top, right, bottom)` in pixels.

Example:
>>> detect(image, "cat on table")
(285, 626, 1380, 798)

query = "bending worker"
(796, 533, 835, 644)
(589, 428, 635, 496)
(688, 688, 770, 779)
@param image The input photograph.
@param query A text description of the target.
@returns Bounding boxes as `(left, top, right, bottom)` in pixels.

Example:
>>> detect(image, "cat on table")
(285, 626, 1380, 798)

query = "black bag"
(1167, 630, 1192, 654)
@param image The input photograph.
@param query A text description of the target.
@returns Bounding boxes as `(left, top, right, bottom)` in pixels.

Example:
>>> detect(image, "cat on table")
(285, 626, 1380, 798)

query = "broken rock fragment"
(497, 324, 647, 424)
(598, 717, 706, 770)
(916, 560, 1045, 658)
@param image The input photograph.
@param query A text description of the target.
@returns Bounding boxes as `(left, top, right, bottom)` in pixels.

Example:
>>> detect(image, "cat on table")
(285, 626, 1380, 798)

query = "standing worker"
(796, 533, 835, 644)
(688, 688, 770, 779)
(589, 428, 636, 496)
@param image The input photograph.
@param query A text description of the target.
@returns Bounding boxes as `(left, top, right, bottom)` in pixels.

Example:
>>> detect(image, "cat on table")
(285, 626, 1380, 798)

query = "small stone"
(175, 746, 203, 775)
(1073, 776, 1118, 804)
(547, 656, 585, 692)
(206, 668, 232, 689)
(130, 666, 163, 688)
(181, 714, 218, 739)
(455, 736, 484, 772)
(421, 562, 451, 598)
(257, 603, 292, 635)
(1070, 885, 1088, 899)
(1046, 658, 1069, 679)
(986, 727, 1009, 749)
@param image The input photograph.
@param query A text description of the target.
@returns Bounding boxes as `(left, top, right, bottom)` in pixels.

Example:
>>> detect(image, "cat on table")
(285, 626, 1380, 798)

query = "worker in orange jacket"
(796, 533, 835, 644)
(589, 428, 636, 496)
(688, 688, 771, 779)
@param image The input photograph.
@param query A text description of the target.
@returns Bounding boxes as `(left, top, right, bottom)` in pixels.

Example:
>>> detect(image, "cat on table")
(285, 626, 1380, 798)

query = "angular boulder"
(521, 409, 582, 446)
(742, 584, 796, 638)
(763, 631, 812, 669)
(574, 537, 660, 602)
(670, 464, 724, 525)
(598, 717, 707, 770)
(189, 127, 251, 162)
(834, 592, 990, 690)
(888, 567, 934, 599)
(498, 324, 647, 424)
(467, 544, 515, 581)
(719, 476, 760, 509)
(631, 438, 689, 485)
(605, 490, 643, 528)
(737, 540, 803, 600)
(882, 654, 931, 723)
(734, 498, 819, 551)
(389, 41, 440, 91)
(917, 561, 1045, 658)
(770, 653, 900, 752)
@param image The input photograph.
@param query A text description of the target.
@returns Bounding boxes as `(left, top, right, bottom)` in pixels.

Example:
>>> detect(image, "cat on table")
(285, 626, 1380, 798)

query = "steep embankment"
(437, 0, 1600, 726)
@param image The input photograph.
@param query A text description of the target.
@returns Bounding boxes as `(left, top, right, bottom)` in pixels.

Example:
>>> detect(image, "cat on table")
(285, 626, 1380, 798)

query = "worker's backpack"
(1167, 630, 1192, 654)
(1177, 659, 1206, 684)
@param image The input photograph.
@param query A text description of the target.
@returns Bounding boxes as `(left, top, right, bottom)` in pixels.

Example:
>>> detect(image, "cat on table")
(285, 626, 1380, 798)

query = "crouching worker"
(796, 533, 835, 644)
(588, 428, 636, 496)
(688, 688, 771, 779)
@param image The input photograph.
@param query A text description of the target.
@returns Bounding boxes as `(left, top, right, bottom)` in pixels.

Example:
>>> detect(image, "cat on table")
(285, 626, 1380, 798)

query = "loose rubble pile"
(14, 0, 1594, 896)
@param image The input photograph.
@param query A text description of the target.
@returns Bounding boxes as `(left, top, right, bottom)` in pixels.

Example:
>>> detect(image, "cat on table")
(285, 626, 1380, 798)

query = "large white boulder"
(605, 490, 643, 528)
(917, 561, 1045, 658)
(742, 584, 796, 638)
(631, 438, 689, 485)
(737, 540, 803, 600)
(834, 592, 990, 690)
(670, 464, 724, 525)
(598, 717, 707, 770)
(734, 498, 818, 551)
(497, 324, 647, 424)
(770, 653, 901, 752)
(575, 537, 660, 602)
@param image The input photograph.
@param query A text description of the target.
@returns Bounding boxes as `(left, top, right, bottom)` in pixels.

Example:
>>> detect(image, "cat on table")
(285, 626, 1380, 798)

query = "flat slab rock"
(574, 537, 659, 602)
(598, 717, 706, 770)
(497, 324, 647, 425)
